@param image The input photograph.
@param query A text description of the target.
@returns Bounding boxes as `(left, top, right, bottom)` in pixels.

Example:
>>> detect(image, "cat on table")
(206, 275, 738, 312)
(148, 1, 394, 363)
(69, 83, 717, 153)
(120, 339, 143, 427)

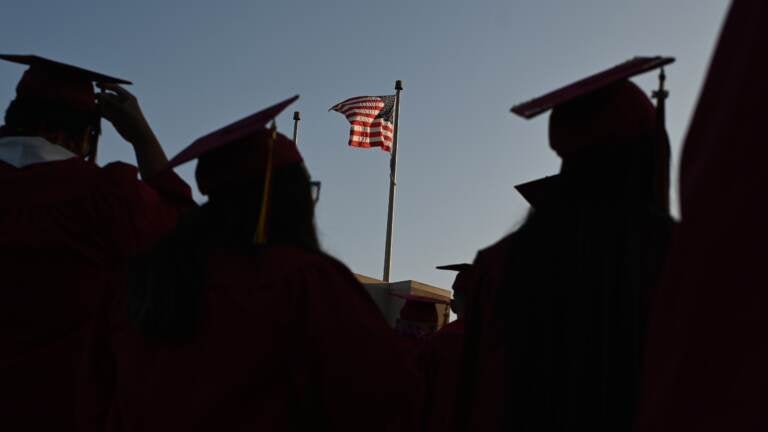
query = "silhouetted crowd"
(1, 2, 766, 431)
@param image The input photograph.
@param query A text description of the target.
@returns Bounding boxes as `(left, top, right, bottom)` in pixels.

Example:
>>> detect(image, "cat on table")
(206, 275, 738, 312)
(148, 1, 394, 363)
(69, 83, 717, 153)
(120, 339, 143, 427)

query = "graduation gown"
(0, 156, 192, 432)
(463, 200, 673, 432)
(460, 236, 510, 432)
(97, 245, 420, 432)
(419, 318, 465, 432)
(638, 2, 768, 430)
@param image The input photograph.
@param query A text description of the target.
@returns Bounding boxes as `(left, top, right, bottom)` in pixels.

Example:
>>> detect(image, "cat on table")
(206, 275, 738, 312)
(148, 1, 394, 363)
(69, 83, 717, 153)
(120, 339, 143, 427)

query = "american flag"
(330, 95, 396, 152)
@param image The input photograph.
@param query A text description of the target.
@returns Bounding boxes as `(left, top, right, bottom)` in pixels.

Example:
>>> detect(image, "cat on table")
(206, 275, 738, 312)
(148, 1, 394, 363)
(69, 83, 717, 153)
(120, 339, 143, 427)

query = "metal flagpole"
(292, 111, 301, 145)
(382, 80, 403, 282)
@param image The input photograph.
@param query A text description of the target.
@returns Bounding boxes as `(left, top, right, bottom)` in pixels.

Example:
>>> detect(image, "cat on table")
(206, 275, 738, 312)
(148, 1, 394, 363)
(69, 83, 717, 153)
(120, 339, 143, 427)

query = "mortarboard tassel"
(254, 120, 278, 245)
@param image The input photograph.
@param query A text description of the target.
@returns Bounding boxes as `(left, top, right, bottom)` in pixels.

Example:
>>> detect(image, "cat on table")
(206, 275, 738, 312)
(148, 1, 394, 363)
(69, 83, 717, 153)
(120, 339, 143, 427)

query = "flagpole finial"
(293, 111, 301, 121)
(395, 80, 404, 91)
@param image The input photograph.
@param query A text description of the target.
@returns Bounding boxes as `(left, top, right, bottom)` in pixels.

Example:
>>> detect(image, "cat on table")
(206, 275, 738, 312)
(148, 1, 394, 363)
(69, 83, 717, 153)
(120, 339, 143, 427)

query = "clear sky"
(0, 0, 729, 291)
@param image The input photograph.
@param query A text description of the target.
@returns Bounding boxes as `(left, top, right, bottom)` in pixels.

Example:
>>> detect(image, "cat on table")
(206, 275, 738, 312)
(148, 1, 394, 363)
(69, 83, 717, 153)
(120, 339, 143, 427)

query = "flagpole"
(292, 111, 301, 145)
(383, 80, 403, 282)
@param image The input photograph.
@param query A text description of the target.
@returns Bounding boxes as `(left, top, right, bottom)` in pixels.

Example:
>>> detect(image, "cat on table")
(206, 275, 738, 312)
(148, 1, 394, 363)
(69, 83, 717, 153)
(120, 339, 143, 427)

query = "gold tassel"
(254, 121, 278, 245)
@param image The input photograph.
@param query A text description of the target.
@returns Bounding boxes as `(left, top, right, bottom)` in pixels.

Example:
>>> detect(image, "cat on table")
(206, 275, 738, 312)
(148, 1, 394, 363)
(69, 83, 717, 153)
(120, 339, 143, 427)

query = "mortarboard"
(436, 263, 475, 295)
(390, 292, 449, 323)
(0, 54, 131, 113)
(515, 175, 561, 208)
(167, 95, 301, 245)
(511, 57, 675, 158)
(436, 263, 473, 273)
(511, 56, 674, 119)
(166, 95, 300, 169)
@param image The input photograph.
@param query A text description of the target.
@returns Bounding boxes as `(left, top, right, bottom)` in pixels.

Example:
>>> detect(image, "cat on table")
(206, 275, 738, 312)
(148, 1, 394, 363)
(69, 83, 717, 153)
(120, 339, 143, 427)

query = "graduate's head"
(194, 129, 302, 197)
(392, 293, 447, 339)
(452, 273, 474, 318)
(0, 54, 131, 158)
(548, 80, 656, 159)
(193, 131, 318, 250)
(551, 81, 664, 206)
(3, 98, 99, 156)
(437, 263, 474, 319)
(395, 320, 437, 340)
(168, 95, 317, 249)
(512, 57, 675, 209)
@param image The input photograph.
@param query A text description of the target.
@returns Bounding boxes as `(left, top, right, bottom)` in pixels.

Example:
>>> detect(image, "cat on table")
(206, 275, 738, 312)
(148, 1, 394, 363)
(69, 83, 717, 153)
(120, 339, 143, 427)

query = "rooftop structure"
(355, 274, 453, 329)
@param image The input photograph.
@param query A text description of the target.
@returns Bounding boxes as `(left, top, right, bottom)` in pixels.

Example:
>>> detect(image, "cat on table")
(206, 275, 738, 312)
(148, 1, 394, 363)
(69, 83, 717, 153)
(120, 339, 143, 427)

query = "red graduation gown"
(0, 158, 192, 432)
(100, 246, 420, 432)
(465, 200, 671, 432)
(638, 2, 768, 430)
(460, 236, 508, 432)
(419, 318, 465, 432)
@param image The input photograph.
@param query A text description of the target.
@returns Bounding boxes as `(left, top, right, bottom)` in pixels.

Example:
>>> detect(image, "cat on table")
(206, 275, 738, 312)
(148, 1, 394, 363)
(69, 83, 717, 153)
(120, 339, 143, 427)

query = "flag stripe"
(340, 108, 382, 116)
(336, 96, 380, 105)
(351, 118, 390, 125)
(350, 140, 392, 150)
(350, 123, 394, 132)
(333, 100, 384, 112)
(349, 133, 393, 142)
(339, 108, 383, 117)
(345, 113, 379, 121)
(338, 98, 384, 105)
(350, 143, 391, 150)
(350, 126, 394, 135)
(350, 139, 392, 146)
(349, 119, 394, 130)
(350, 131, 394, 140)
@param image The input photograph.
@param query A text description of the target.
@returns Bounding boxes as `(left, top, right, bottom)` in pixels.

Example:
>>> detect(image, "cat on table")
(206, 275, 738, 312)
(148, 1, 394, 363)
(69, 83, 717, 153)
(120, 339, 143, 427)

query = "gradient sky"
(0, 0, 729, 291)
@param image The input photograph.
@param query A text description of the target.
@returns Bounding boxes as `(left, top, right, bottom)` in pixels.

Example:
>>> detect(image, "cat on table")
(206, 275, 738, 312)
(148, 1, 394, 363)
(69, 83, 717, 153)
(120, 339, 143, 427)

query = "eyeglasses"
(310, 181, 321, 204)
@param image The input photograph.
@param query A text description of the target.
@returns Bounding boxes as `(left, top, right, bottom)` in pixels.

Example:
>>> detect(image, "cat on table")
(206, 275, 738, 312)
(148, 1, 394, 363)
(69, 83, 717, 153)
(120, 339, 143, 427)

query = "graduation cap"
(512, 57, 674, 119)
(515, 175, 561, 208)
(167, 95, 301, 244)
(167, 95, 299, 169)
(436, 263, 475, 295)
(390, 292, 449, 324)
(512, 57, 675, 158)
(435, 263, 472, 273)
(0, 54, 131, 113)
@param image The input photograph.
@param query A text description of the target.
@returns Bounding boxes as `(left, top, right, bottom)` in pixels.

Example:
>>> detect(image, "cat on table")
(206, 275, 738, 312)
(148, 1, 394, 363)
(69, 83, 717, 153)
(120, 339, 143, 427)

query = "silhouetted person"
(81, 97, 420, 432)
(639, 2, 768, 431)
(419, 263, 475, 432)
(393, 293, 447, 341)
(0, 55, 192, 432)
(462, 59, 676, 432)
(438, 263, 473, 323)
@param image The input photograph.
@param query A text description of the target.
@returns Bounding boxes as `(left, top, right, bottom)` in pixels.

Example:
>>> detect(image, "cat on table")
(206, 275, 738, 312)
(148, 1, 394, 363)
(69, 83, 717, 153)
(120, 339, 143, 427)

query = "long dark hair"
(129, 163, 320, 343)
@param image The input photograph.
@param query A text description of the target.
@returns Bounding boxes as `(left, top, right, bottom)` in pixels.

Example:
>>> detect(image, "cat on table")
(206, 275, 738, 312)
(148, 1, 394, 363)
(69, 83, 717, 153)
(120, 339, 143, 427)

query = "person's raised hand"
(96, 83, 168, 178)
(96, 83, 157, 148)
